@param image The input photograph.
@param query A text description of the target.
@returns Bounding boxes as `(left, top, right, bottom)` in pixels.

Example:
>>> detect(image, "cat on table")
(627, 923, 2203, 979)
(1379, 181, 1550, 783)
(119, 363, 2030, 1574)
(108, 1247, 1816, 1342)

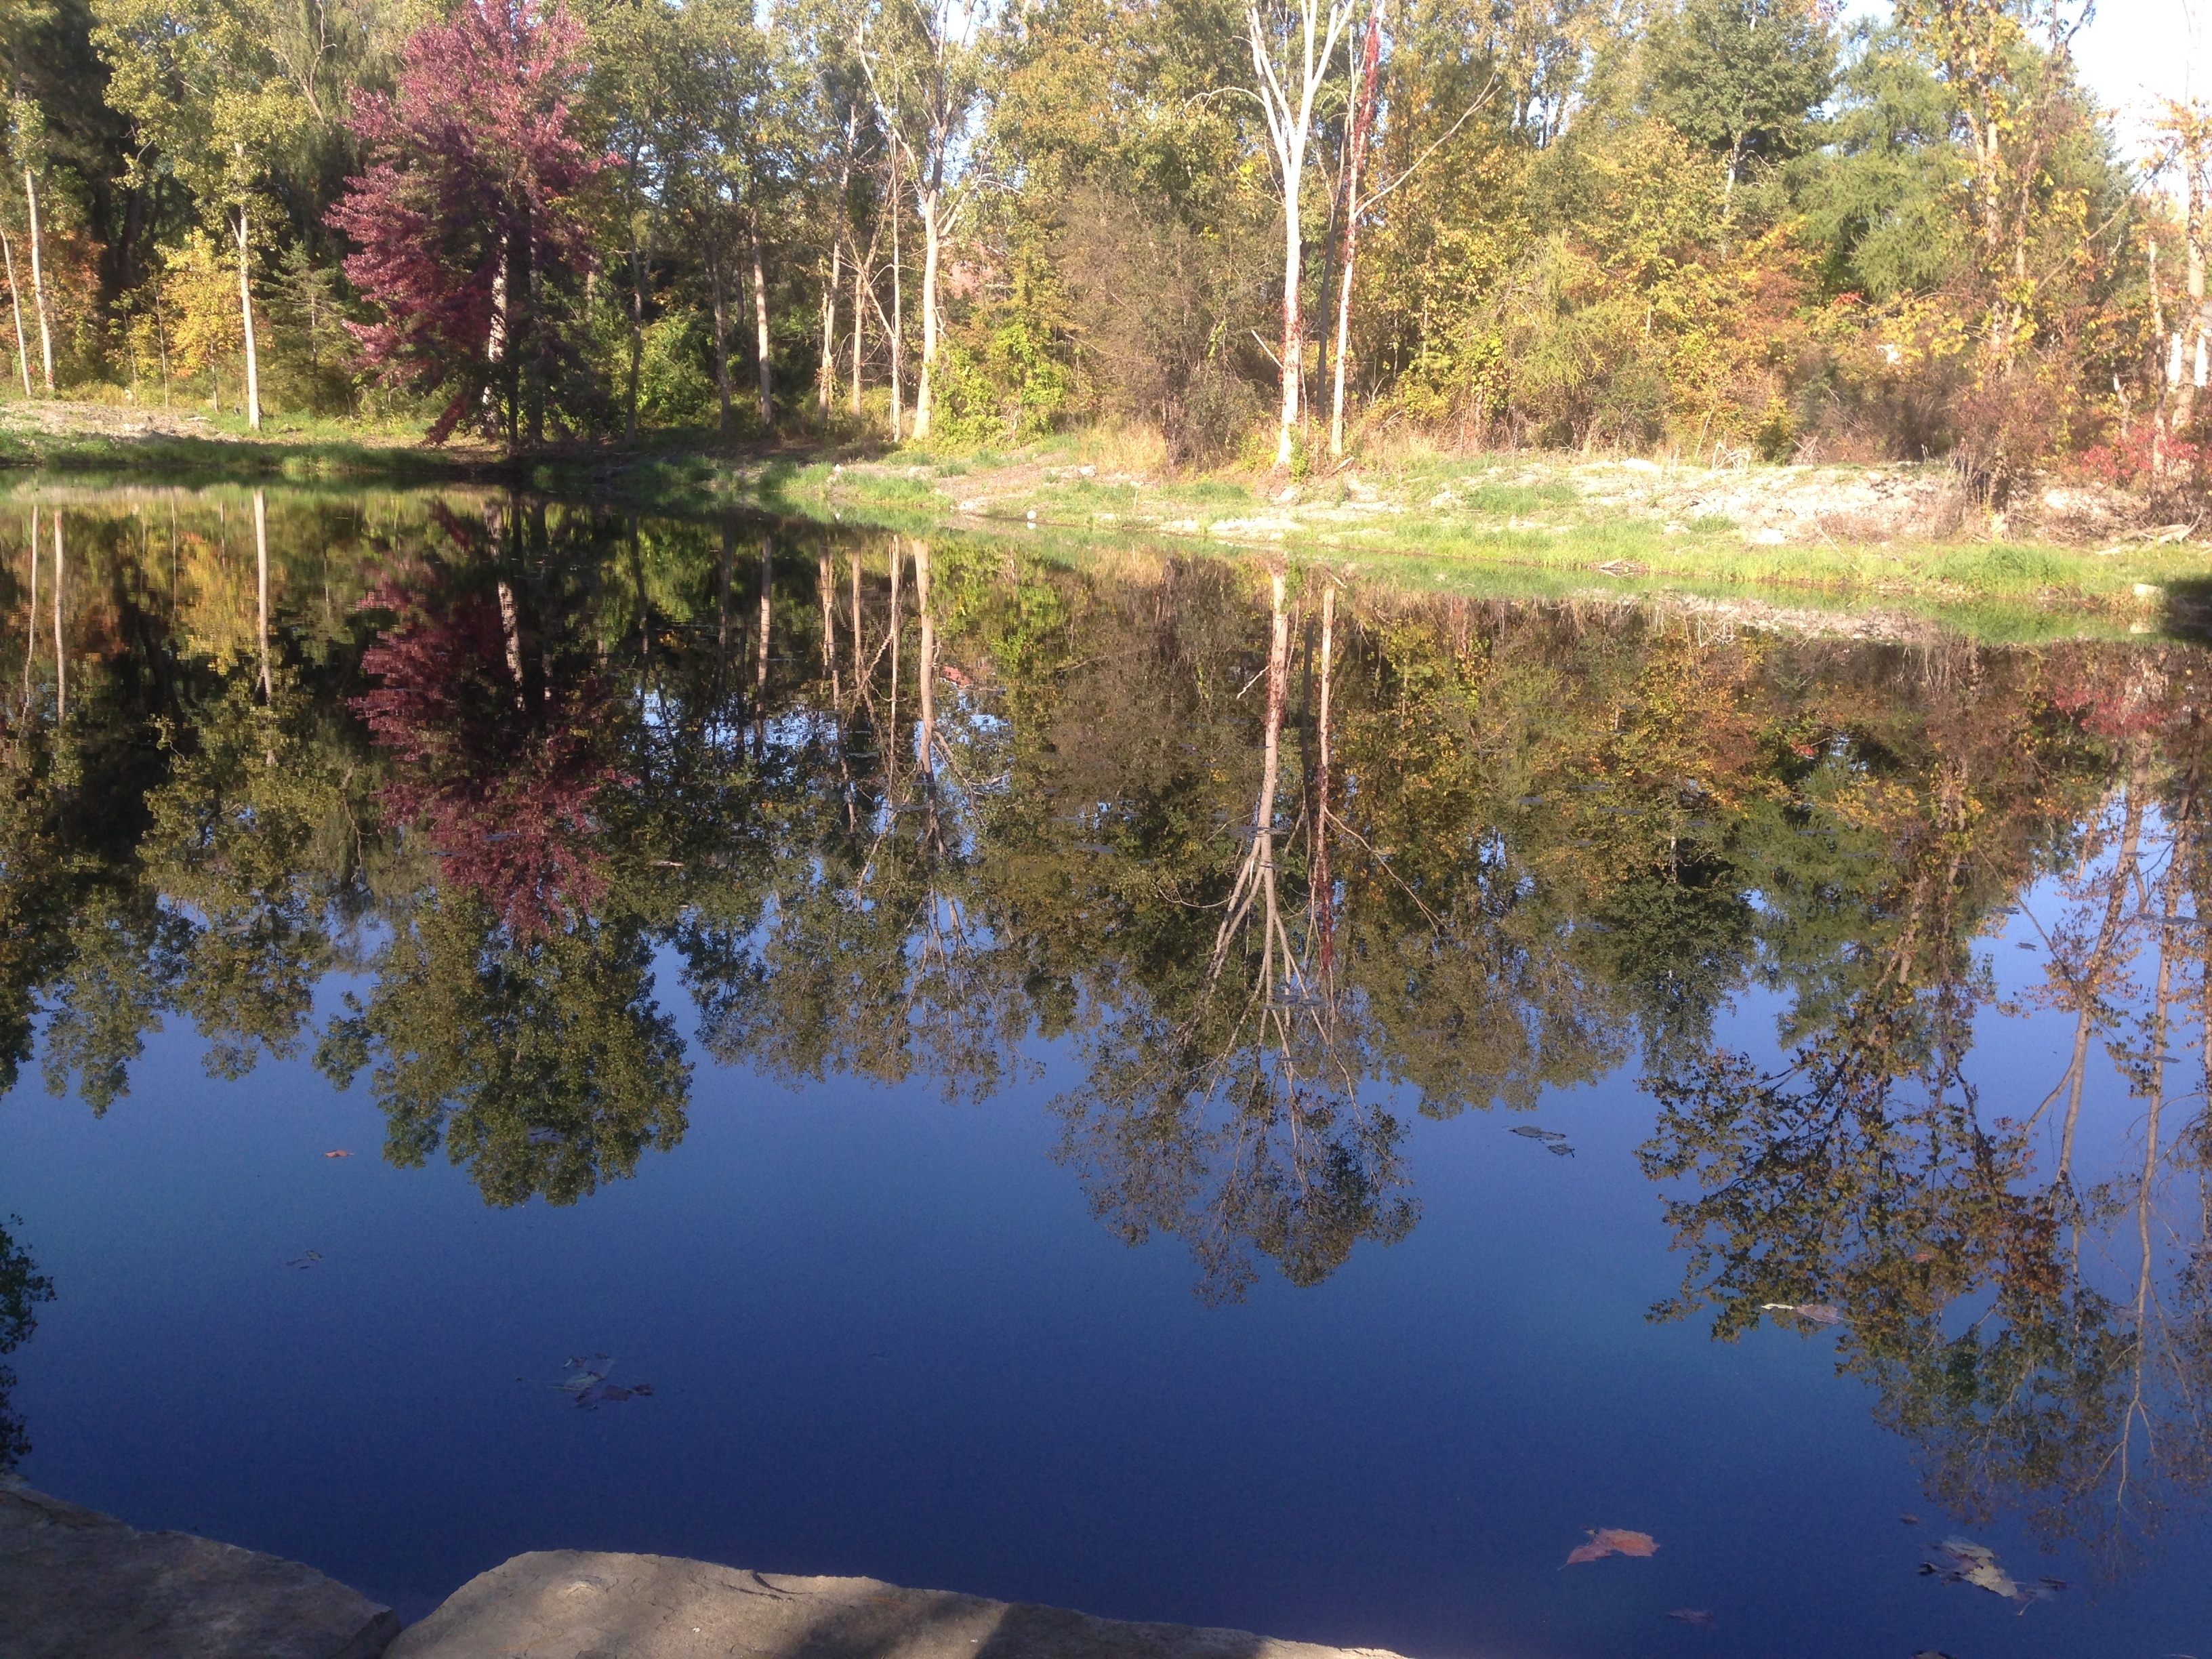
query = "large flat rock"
(0, 1481, 400, 1659)
(388, 1551, 1409, 1659)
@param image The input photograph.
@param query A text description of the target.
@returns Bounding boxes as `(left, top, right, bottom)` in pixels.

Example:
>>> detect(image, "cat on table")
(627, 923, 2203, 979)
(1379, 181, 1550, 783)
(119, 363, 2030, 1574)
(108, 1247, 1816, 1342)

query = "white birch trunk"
(914, 188, 941, 441)
(24, 169, 52, 392)
(0, 226, 28, 396)
(750, 201, 772, 426)
(236, 208, 262, 430)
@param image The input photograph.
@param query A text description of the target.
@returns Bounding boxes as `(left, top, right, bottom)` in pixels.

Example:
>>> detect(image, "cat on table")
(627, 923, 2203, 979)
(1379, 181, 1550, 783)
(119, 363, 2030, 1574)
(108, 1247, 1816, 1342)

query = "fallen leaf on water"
(1921, 1536, 2062, 1612)
(323, 1150, 352, 1159)
(1912, 1652, 1956, 1658)
(1509, 1126, 1568, 1141)
(284, 1250, 323, 1269)
(1547, 1143, 1576, 1157)
(1900, 1513, 1922, 1525)
(1666, 1609, 1715, 1627)
(1565, 1528, 1658, 1565)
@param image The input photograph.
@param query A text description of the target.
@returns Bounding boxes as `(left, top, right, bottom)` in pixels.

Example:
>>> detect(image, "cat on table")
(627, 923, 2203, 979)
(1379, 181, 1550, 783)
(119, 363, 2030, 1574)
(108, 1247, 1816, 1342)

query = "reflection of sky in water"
(6, 920, 2207, 1658)
(5, 493, 2212, 1657)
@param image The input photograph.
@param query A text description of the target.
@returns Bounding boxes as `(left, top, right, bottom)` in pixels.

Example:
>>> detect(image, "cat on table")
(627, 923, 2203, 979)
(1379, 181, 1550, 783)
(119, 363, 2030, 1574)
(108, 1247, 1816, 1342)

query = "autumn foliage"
(329, 0, 602, 445)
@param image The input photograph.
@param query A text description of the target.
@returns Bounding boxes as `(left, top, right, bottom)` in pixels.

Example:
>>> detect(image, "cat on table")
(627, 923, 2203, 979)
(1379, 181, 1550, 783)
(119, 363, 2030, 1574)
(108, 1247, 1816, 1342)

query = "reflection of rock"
(0, 1481, 400, 1658)
(390, 1551, 1407, 1659)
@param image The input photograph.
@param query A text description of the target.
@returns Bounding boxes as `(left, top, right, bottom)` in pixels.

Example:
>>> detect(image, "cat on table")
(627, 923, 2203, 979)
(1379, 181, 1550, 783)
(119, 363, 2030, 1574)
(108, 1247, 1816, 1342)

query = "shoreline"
(0, 1481, 1411, 1659)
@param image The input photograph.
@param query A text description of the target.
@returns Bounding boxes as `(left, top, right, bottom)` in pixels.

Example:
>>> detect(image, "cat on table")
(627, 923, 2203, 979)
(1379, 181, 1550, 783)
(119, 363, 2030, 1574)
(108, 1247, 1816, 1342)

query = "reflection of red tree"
(356, 569, 616, 933)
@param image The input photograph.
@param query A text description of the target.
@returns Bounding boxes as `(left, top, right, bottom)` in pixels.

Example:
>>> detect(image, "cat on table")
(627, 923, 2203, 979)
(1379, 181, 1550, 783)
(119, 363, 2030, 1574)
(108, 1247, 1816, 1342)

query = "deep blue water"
(7, 926, 2205, 1658)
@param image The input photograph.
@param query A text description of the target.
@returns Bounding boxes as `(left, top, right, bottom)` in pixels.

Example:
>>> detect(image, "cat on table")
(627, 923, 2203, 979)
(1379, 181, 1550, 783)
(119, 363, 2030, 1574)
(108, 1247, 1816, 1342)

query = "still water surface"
(3, 486, 2210, 1657)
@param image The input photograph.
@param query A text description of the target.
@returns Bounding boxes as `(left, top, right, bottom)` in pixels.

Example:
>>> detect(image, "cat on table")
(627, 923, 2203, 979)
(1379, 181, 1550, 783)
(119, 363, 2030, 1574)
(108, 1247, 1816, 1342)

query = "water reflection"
(7, 485, 2212, 1575)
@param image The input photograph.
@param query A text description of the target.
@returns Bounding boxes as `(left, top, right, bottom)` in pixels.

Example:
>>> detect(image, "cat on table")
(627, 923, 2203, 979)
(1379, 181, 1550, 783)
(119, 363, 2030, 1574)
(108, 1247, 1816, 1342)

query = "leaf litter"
(1565, 1528, 1658, 1565)
(1509, 1126, 1576, 1154)
(544, 1352, 655, 1409)
(1919, 1536, 2064, 1612)
(283, 1250, 323, 1270)
(1666, 1610, 1715, 1627)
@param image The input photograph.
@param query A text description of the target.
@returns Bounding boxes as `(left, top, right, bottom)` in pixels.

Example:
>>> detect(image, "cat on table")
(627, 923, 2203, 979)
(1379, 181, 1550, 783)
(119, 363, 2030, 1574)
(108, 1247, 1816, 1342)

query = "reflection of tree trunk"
(817, 553, 840, 708)
(50, 510, 62, 721)
(496, 581, 525, 705)
(716, 522, 733, 691)
(1312, 581, 1336, 983)
(253, 488, 272, 701)
(23, 504, 36, 712)
(888, 535, 902, 781)
(2055, 756, 2148, 1191)
(915, 539, 935, 781)
(1212, 571, 1292, 985)
(755, 539, 771, 758)
(850, 550, 863, 697)
(2118, 857, 2185, 1514)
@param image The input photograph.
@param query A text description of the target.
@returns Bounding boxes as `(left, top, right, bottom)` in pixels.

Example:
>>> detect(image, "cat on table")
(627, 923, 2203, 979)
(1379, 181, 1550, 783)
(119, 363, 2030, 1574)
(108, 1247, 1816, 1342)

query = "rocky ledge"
(1, 1482, 1408, 1659)
(0, 1481, 400, 1659)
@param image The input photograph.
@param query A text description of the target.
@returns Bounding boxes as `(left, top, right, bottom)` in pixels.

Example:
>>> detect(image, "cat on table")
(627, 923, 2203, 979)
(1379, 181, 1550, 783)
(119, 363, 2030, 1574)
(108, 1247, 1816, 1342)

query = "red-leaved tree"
(329, 0, 602, 446)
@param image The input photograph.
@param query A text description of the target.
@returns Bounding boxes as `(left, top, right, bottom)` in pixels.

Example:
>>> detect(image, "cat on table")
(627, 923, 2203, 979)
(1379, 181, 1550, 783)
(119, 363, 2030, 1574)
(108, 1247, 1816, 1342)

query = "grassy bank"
(4, 398, 2202, 636)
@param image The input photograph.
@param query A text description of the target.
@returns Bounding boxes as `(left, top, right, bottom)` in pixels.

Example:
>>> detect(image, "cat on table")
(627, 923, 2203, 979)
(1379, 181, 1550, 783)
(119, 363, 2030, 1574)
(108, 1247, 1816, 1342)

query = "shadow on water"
(5, 484, 2212, 1580)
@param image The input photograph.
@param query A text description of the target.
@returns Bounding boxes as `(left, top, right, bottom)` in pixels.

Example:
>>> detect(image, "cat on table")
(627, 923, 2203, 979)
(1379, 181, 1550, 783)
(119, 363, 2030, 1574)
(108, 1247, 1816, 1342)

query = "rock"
(388, 1551, 1411, 1659)
(0, 1481, 400, 1659)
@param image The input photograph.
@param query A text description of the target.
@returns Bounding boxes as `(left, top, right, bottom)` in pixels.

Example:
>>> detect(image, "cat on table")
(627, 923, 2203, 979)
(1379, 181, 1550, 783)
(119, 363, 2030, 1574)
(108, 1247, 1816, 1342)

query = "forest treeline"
(0, 0, 2202, 488)
(6, 489, 2212, 1557)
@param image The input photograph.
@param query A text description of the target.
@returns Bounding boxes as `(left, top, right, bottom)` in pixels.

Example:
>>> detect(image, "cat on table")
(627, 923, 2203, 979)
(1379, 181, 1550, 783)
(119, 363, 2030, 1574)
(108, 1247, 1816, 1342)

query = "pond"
(1, 484, 2209, 1658)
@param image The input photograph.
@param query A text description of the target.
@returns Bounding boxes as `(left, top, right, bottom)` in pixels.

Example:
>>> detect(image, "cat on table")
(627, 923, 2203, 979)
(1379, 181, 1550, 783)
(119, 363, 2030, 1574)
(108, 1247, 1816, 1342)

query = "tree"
(1645, 0, 1836, 216)
(92, 0, 329, 428)
(329, 0, 602, 445)
(857, 0, 991, 441)
(1246, 0, 1355, 466)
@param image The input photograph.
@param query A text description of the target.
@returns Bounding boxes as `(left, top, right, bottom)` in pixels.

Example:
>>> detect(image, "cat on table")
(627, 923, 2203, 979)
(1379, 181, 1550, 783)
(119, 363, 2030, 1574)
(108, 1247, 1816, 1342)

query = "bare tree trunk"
(849, 238, 866, 415)
(749, 197, 772, 428)
(1248, 0, 1355, 469)
(708, 231, 732, 438)
(253, 489, 272, 701)
(914, 186, 941, 441)
(819, 244, 840, 426)
(0, 226, 29, 396)
(888, 150, 905, 441)
(626, 234, 647, 441)
(236, 207, 262, 430)
(485, 241, 508, 436)
(1330, 0, 1385, 458)
(24, 169, 52, 393)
